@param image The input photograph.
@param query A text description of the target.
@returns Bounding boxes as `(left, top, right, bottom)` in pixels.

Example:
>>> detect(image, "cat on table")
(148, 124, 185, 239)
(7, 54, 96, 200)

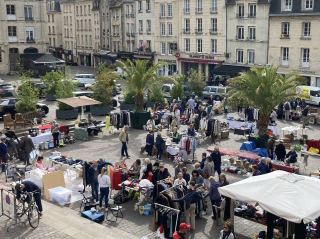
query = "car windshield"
(162, 86, 171, 92)
(1, 85, 13, 89)
(204, 87, 210, 91)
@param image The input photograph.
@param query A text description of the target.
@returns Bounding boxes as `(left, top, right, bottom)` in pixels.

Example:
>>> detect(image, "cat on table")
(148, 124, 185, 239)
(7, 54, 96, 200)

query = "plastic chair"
(3, 114, 16, 130)
(15, 113, 25, 128)
(106, 199, 123, 222)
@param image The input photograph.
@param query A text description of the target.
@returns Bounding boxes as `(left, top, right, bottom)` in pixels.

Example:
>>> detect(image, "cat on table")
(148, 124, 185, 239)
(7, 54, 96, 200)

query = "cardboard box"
(280, 137, 291, 143)
(283, 143, 291, 148)
(284, 134, 294, 142)
(310, 108, 318, 113)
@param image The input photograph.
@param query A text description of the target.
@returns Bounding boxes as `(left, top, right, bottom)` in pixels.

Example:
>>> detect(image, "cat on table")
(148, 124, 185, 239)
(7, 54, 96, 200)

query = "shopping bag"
(308, 147, 319, 154)
(30, 150, 40, 159)
(294, 145, 301, 151)
(139, 204, 151, 216)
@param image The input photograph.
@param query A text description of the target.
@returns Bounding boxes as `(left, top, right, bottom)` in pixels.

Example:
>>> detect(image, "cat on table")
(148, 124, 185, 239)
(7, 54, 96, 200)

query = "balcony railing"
(184, 8, 190, 13)
(248, 13, 256, 18)
(26, 37, 35, 43)
(130, 13, 135, 18)
(280, 33, 290, 39)
(236, 36, 244, 40)
(25, 17, 34, 21)
(236, 13, 244, 18)
(300, 59, 310, 68)
(131, 32, 135, 37)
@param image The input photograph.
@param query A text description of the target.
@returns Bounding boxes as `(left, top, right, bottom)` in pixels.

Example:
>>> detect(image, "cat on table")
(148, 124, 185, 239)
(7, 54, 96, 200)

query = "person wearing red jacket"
(173, 223, 190, 239)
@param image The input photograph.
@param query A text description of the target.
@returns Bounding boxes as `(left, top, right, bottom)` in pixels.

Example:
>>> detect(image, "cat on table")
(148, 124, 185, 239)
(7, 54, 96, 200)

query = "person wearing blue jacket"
(146, 130, 155, 157)
(0, 137, 9, 172)
(87, 160, 110, 203)
(286, 147, 298, 164)
(155, 132, 165, 160)
(257, 158, 268, 174)
(204, 176, 221, 220)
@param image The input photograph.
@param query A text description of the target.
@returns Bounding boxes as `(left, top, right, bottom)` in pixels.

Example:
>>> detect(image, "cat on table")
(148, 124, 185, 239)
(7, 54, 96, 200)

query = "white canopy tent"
(218, 170, 320, 224)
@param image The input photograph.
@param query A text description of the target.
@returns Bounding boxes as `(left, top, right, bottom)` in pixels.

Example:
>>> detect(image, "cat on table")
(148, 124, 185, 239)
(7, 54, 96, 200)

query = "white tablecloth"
(226, 120, 254, 129)
(268, 125, 279, 136)
(30, 133, 53, 145)
(167, 147, 180, 156)
(281, 126, 307, 137)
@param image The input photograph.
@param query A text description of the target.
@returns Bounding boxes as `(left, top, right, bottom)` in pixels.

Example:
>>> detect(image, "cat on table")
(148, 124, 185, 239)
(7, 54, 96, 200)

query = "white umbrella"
(218, 170, 320, 223)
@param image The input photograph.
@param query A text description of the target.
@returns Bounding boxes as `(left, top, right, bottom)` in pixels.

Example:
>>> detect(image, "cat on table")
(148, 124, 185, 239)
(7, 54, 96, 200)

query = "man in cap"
(173, 223, 191, 239)
(275, 140, 286, 161)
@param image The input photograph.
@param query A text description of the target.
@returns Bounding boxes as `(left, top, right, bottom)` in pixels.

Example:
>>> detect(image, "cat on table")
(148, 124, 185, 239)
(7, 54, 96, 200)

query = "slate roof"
(20, 54, 65, 64)
(270, 0, 320, 15)
(227, 0, 270, 4)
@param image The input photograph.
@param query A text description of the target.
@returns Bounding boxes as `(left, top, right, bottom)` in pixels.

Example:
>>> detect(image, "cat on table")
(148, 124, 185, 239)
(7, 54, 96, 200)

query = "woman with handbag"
(51, 120, 60, 149)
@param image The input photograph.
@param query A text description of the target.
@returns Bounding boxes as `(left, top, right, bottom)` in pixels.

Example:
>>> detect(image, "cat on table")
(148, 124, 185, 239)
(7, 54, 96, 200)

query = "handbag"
(139, 204, 151, 216)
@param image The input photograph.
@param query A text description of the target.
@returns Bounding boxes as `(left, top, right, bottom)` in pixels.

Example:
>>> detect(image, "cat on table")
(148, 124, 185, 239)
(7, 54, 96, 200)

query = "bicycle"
(2, 162, 22, 183)
(16, 190, 40, 228)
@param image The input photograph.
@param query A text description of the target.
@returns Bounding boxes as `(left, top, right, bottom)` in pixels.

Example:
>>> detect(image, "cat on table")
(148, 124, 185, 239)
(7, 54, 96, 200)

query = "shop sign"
(189, 54, 214, 60)
(159, 59, 176, 63)
(292, 69, 316, 75)
(175, 53, 180, 57)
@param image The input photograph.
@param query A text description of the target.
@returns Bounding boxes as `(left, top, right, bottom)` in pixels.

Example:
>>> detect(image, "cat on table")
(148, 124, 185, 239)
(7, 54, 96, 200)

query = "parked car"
(0, 98, 49, 118)
(0, 84, 15, 97)
(296, 85, 320, 106)
(113, 80, 122, 93)
(31, 82, 46, 97)
(74, 74, 95, 81)
(202, 86, 227, 99)
(118, 94, 147, 104)
(162, 84, 191, 99)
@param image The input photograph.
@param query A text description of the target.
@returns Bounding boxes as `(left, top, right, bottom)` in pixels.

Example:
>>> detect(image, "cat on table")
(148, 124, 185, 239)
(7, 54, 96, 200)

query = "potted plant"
(15, 70, 40, 115)
(146, 77, 165, 109)
(41, 69, 64, 101)
(171, 75, 185, 100)
(90, 69, 115, 116)
(116, 59, 165, 129)
(187, 68, 206, 97)
(55, 69, 77, 120)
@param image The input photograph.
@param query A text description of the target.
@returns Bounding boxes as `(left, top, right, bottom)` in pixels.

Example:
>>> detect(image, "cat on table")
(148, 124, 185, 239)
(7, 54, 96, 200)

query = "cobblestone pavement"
(1, 107, 320, 239)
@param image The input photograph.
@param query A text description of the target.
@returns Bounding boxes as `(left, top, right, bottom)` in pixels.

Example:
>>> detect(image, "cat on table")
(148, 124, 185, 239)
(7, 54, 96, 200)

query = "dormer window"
(284, 0, 292, 11)
(305, 0, 313, 10)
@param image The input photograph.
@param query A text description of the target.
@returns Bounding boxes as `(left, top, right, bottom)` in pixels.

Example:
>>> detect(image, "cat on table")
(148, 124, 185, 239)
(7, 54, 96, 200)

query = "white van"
(296, 85, 320, 106)
(75, 74, 95, 82)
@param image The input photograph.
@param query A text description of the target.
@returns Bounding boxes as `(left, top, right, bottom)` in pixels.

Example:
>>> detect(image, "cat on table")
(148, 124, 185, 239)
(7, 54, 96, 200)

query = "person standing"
(151, 162, 160, 185)
(157, 164, 171, 181)
(187, 97, 195, 109)
(87, 160, 102, 203)
(172, 127, 180, 143)
(200, 152, 207, 170)
(275, 140, 286, 161)
(146, 130, 155, 157)
(218, 221, 235, 239)
(179, 146, 189, 163)
(204, 176, 221, 220)
(155, 132, 165, 160)
(267, 136, 275, 159)
(142, 158, 153, 179)
(284, 101, 291, 120)
(0, 137, 9, 172)
(20, 131, 35, 165)
(203, 156, 215, 177)
(15, 181, 43, 218)
(182, 167, 191, 185)
(210, 146, 222, 177)
(51, 120, 60, 149)
(119, 126, 130, 158)
(174, 172, 187, 187)
(302, 105, 310, 126)
(98, 167, 110, 211)
(175, 162, 184, 179)
(171, 116, 181, 129)
(5, 127, 18, 160)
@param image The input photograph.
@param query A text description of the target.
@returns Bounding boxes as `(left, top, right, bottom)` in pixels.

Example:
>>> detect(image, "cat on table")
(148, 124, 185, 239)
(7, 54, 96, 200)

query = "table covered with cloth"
(267, 125, 279, 136)
(240, 141, 256, 151)
(207, 147, 259, 164)
(30, 133, 53, 145)
(38, 124, 66, 132)
(272, 163, 295, 173)
(226, 120, 254, 129)
(167, 146, 180, 156)
(234, 128, 251, 136)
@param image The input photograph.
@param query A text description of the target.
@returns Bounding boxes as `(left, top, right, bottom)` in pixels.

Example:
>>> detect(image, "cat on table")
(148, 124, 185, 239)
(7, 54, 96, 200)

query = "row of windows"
(184, 0, 217, 13)
(75, 5, 92, 15)
(160, 23, 173, 36)
(126, 23, 136, 33)
(160, 4, 173, 17)
(281, 47, 310, 67)
(77, 20, 92, 30)
(48, 38, 56, 47)
(181, 39, 217, 54)
(76, 35, 93, 47)
(281, 22, 311, 38)
(7, 26, 34, 41)
(184, 18, 218, 33)
(138, 0, 151, 12)
(138, 20, 152, 32)
(283, 0, 313, 11)
(6, 5, 33, 19)
(48, 14, 54, 22)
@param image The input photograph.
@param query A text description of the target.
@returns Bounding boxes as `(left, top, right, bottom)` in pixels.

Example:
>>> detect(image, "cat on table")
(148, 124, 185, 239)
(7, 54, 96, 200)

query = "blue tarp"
(252, 148, 269, 157)
(240, 141, 256, 151)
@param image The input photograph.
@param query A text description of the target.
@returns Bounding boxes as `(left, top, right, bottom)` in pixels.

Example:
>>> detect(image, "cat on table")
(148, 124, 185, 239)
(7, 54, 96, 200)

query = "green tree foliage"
(149, 76, 165, 102)
(171, 75, 184, 100)
(15, 70, 40, 114)
(40, 70, 65, 95)
(55, 67, 76, 110)
(116, 59, 165, 112)
(227, 65, 305, 135)
(187, 68, 206, 96)
(93, 70, 115, 107)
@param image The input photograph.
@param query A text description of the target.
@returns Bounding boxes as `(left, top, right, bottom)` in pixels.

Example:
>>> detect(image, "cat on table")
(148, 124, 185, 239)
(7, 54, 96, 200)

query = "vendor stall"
(267, 125, 279, 136)
(30, 133, 54, 145)
(226, 120, 254, 129)
(207, 147, 260, 164)
(218, 171, 320, 239)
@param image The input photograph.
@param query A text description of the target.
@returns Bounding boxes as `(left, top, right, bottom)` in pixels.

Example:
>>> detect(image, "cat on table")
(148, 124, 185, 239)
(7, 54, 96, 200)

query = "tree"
(93, 70, 115, 107)
(55, 67, 76, 110)
(171, 75, 184, 100)
(149, 76, 165, 102)
(116, 59, 165, 112)
(187, 68, 206, 96)
(227, 65, 305, 136)
(15, 70, 40, 114)
(40, 70, 64, 95)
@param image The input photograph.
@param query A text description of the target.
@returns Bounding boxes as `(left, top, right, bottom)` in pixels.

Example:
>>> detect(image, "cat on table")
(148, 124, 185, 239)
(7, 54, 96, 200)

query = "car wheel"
(40, 109, 46, 117)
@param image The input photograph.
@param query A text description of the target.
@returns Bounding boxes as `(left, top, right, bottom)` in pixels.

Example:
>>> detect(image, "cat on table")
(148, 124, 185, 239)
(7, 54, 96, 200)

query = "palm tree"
(227, 65, 305, 136)
(116, 59, 165, 112)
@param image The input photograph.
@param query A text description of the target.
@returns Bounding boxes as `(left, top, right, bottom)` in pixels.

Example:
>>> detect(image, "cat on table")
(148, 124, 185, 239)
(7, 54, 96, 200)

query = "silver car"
(202, 86, 227, 99)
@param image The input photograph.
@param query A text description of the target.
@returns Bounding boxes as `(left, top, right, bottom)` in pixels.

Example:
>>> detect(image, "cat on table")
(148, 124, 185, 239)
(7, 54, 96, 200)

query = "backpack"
(285, 103, 290, 110)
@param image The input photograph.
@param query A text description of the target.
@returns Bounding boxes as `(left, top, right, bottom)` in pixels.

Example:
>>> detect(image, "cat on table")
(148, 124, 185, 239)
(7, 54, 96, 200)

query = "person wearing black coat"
(210, 146, 222, 177)
(151, 162, 160, 185)
(275, 140, 286, 161)
(142, 158, 153, 179)
(146, 130, 155, 157)
(157, 165, 171, 181)
(155, 133, 165, 160)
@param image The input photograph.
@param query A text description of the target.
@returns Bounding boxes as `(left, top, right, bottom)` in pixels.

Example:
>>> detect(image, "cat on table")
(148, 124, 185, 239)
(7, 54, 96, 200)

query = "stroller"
(63, 126, 76, 144)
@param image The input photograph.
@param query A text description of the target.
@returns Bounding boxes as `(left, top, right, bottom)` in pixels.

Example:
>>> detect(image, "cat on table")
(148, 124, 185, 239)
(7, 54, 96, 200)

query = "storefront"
(78, 52, 91, 67)
(63, 50, 75, 66)
(117, 51, 133, 63)
(49, 47, 63, 60)
(156, 58, 177, 76)
(132, 52, 154, 68)
(177, 53, 224, 79)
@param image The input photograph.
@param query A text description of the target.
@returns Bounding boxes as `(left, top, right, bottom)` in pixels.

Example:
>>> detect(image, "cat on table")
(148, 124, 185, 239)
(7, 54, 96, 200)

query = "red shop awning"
(178, 58, 223, 65)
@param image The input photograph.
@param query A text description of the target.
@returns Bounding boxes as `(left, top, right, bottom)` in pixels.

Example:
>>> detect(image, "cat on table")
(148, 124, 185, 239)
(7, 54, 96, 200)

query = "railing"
(25, 17, 34, 21)
(131, 13, 135, 18)
(248, 13, 256, 18)
(280, 34, 290, 39)
(131, 32, 135, 37)
(236, 13, 244, 18)
(26, 38, 35, 43)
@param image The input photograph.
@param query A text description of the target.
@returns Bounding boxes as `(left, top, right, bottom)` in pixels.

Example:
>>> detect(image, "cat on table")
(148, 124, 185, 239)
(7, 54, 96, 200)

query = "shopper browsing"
(98, 167, 110, 211)
(204, 176, 221, 220)
(173, 223, 191, 239)
(51, 120, 60, 149)
(20, 131, 35, 166)
(119, 126, 130, 158)
(210, 146, 222, 177)
(174, 172, 187, 187)
(218, 221, 235, 239)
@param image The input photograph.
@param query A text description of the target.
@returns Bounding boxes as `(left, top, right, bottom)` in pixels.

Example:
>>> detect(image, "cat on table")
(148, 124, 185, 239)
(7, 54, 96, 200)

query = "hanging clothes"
(105, 115, 110, 131)
(191, 138, 197, 154)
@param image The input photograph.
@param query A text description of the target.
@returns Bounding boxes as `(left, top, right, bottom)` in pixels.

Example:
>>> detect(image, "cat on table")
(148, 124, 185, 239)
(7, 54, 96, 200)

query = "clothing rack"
(159, 183, 184, 195)
(154, 203, 180, 233)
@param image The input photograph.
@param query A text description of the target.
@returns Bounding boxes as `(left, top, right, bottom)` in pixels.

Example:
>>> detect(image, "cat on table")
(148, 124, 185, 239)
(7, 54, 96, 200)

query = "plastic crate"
(48, 186, 72, 206)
